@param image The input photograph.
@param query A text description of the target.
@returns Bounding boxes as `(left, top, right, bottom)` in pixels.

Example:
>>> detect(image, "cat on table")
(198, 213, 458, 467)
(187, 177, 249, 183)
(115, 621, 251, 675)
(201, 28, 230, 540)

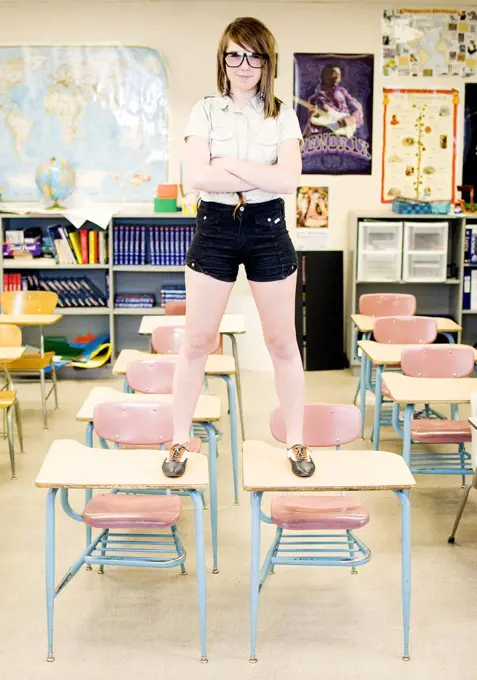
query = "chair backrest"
(373, 316, 437, 344)
(0, 324, 22, 347)
(359, 293, 417, 317)
(270, 404, 361, 447)
(401, 345, 475, 378)
(93, 401, 173, 445)
(0, 291, 58, 314)
(165, 301, 186, 316)
(151, 325, 221, 354)
(126, 358, 176, 394)
(151, 326, 185, 354)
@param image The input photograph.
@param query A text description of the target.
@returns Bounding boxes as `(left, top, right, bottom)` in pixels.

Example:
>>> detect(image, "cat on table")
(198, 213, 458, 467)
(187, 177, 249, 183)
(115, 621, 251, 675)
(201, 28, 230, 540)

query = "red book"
(80, 229, 89, 265)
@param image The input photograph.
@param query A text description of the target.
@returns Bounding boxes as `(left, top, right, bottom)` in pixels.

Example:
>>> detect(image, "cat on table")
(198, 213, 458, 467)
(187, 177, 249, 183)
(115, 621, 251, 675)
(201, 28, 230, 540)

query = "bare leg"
(171, 267, 234, 446)
(249, 273, 304, 446)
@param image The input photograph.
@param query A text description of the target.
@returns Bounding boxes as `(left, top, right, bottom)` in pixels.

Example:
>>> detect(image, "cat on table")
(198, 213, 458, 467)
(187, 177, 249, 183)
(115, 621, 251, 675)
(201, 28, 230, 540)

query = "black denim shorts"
(185, 198, 298, 283)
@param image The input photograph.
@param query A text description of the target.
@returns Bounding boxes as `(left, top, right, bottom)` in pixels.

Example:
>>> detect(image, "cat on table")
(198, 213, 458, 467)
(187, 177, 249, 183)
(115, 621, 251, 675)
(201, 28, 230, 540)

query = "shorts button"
(268, 218, 271, 222)
(239, 207, 244, 211)
(203, 216, 207, 220)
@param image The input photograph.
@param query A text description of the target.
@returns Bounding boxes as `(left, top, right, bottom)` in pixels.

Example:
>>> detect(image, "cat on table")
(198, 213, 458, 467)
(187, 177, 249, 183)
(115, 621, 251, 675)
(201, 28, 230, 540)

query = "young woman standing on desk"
(163, 17, 314, 479)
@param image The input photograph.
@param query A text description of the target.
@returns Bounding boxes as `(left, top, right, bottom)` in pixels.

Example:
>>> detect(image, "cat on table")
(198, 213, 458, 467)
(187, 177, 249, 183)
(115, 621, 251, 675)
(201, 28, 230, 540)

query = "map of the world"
(0, 45, 168, 202)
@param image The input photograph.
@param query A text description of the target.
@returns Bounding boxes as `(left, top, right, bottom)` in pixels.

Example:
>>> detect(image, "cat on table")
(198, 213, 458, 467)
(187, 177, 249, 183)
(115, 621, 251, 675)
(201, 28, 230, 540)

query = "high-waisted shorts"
(185, 198, 298, 283)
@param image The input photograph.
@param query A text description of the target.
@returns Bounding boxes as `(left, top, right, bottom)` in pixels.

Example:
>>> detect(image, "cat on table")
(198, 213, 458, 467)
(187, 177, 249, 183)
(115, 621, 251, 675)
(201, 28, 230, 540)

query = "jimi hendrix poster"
(293, 53, 374, 175)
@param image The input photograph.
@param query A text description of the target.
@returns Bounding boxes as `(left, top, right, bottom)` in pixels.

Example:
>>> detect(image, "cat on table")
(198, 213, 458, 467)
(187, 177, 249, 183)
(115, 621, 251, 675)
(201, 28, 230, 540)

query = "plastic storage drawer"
(402, 252, 447, 282)
(403, 221, 448, 254)
(358, 221, 403, 253)
(358, 252, 401, 282)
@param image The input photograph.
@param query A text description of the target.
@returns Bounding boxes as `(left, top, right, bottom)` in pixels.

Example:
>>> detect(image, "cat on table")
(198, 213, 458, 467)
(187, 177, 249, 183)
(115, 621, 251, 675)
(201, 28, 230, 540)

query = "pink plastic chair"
(353, 295, 417, 406)
(359, 293, 417, 317)
(82, 401, 195, 577)
(373, 316, 438, 345)
(400, 347, 473, 468)
(93, 401, 201, 452)
(262, 404, 370, 577)
(126, 358, 176, 394)
(165, 301, 186, 316)
(151, 325, 221, 355)
(370, 316, 438, 447)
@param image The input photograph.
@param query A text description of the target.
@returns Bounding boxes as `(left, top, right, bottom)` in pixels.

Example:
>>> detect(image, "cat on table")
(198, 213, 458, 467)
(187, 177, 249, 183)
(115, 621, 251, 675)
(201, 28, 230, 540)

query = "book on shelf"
(462, 266, 477, 311)
(464, 226, 477, 265)
(114, 292, 156, 308)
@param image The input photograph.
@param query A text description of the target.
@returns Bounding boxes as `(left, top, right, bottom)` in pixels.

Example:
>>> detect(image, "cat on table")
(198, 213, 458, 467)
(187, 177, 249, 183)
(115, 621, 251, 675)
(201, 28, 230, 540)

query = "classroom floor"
(0, 368, 476, 680)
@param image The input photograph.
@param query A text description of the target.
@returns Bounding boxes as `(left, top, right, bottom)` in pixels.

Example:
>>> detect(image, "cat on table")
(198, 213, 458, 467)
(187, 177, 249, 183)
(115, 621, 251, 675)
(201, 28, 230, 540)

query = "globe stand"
(46, 202, 66, 210)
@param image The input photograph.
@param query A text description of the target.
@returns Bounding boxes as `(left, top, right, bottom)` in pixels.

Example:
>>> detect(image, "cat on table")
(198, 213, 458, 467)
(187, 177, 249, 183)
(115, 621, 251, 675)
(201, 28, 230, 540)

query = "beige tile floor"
(0, 369, 476, 680)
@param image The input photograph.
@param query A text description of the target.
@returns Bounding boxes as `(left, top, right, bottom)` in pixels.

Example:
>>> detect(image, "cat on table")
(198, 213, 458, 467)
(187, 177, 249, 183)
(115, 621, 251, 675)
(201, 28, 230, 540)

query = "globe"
(35, 157, 76, 209)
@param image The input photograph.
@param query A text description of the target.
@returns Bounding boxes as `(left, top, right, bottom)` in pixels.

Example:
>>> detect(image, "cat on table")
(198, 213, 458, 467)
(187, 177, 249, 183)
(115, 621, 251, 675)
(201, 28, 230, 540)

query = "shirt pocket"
(249, 130, 279, 164)
(210, 127, 235, 158)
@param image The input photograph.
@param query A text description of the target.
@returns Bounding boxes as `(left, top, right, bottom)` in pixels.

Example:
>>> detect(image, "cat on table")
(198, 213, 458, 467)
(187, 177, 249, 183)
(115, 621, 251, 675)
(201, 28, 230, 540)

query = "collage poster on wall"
(463, 84, 477, 194)
(293, 53, 374, 175)
(381, 89, 457, 203)
(382, 8, 477, 78)
(296, 187, 328, 250)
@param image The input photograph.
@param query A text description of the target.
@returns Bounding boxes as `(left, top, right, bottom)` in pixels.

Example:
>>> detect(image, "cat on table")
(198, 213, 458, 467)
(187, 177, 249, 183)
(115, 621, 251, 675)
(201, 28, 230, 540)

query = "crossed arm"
(185, 136, 302, 195)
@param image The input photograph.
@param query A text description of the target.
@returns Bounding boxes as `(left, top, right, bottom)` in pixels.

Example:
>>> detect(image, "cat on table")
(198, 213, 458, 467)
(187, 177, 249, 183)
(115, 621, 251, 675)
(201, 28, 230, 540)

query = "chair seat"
(119, 437, 201, 452)
(382, 384, 392, 399)
(411, 419, 471, 444)
(7, 351, 54, 371)
(83, 494, 181, 529)
(271, 495, 370, 531)
(0, 390, 16, 409)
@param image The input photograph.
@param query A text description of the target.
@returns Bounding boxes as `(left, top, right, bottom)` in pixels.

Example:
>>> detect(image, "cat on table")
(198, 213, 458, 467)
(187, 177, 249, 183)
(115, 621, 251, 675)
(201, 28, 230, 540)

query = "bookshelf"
(347, 210, 470, 367)
(0, 209, 195, 360)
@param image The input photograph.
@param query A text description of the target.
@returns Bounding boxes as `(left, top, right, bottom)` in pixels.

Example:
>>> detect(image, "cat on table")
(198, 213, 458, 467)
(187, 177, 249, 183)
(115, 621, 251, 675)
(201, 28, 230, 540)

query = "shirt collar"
(214, 94, 264, 113)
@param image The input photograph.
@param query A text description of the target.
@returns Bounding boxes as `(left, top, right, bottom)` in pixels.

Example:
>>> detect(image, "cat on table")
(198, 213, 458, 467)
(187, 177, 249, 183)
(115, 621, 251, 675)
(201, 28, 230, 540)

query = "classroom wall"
(1, 0, 476, 370)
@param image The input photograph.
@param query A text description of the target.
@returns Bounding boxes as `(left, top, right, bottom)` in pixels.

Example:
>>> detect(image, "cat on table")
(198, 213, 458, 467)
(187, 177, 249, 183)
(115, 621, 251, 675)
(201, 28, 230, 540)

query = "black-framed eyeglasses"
(224, 51, 268, 69)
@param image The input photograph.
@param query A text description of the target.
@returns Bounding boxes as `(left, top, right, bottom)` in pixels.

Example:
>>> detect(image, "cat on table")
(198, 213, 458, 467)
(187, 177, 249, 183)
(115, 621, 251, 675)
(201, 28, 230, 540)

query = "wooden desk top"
(382, 373, 477, 405)
(358, 340, 477, 367)
(351, 314, 461, 334)
(36, 440, 209, 490)
(0, 314, 62, 326)
(76, 387, 221, 422)
(139, 313, 246, 336)
(0, 347, 25, 361)
(112, 350, 236, 376)
(242, 441, 415, 492)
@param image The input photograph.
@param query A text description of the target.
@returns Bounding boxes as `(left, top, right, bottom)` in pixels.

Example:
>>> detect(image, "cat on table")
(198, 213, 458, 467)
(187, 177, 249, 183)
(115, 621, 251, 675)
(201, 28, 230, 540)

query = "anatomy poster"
(293, 54, 374, 175)
(382, 89, 458, 203)
(382, 8, 477, 78)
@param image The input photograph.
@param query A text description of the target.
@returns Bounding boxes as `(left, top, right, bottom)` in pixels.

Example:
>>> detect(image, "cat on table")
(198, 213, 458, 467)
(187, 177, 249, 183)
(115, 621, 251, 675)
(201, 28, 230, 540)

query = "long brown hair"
(217, 17, 280, 119)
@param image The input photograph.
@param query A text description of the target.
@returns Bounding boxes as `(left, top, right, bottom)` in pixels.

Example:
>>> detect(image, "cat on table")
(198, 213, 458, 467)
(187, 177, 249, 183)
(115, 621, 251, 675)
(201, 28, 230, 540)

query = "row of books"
(114, 293, 156, 309)
(3, 273, 27, 291)
(4, 226, 108, 265)
(113, 225, 195, 266)
(9, 273, 108, 308)
(160, 284, 186, 308)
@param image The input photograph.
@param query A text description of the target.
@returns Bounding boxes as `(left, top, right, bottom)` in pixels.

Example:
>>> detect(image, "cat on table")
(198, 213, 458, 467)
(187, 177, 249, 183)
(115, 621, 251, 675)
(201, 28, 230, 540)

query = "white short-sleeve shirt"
(184, 94, 303, 205)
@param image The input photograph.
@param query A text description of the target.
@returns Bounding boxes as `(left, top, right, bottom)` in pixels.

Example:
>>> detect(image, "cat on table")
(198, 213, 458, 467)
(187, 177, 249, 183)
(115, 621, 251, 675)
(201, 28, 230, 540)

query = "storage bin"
(402, 252, 447, 282)
(357, 252, 401, 282)
(404, 222, 448, 254)
(358, 221, 403, 253)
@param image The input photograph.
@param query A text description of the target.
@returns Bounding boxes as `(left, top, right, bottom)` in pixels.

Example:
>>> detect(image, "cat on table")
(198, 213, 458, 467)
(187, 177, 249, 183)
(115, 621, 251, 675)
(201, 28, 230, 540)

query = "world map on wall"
(0, 46, 168, 202)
